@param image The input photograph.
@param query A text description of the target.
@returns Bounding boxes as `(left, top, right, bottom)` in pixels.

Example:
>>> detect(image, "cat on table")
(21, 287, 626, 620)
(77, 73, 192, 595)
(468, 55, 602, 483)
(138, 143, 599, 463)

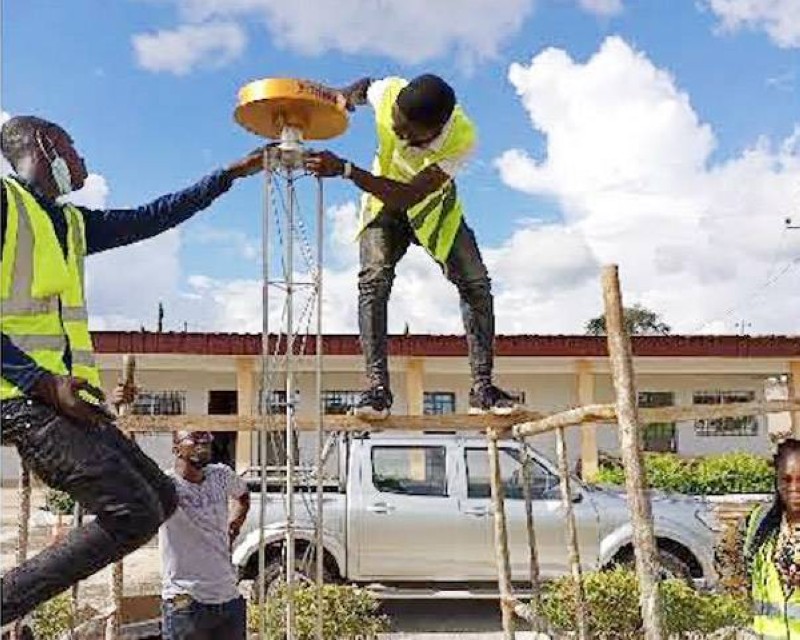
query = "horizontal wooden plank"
(117, 399, 799, 436)
(117, 410, 545, 433)
(511, 399, 800, 438)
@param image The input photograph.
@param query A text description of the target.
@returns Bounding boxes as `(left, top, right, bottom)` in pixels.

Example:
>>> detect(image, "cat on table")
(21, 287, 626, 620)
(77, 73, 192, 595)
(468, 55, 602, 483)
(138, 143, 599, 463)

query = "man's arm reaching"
(304, 150, 450, 211)
(81, 149, 264, 255)
(1, 333, 47, 395)
(338, 77, 373, 112)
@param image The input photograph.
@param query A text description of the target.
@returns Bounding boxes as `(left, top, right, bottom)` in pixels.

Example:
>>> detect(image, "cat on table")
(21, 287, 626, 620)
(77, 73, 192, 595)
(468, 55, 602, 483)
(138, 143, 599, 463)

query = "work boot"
(469, 384, 520, 416)
(350, 385, 393, 420)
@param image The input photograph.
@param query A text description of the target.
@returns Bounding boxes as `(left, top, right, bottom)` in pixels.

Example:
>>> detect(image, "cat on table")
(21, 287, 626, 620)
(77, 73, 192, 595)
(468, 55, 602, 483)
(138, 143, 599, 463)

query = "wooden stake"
(602, 265, 664, 640)
(106, 354, 136, 640)
(519, 440, 543, 632)
(16, 463, 30, 567)
(555, 426, 589, 640)
(487, 429, 516, 640)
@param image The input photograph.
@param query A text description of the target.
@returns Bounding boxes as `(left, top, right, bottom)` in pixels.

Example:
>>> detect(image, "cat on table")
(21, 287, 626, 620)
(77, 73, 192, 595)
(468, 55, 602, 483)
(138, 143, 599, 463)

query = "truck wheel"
(252, 548, 336, 601)
(613, 547, 694, 585)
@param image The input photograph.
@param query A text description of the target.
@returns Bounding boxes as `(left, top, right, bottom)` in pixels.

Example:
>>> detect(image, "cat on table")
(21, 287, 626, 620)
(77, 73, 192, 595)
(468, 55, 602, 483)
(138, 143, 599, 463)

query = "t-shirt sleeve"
(223, 465, 248, 499)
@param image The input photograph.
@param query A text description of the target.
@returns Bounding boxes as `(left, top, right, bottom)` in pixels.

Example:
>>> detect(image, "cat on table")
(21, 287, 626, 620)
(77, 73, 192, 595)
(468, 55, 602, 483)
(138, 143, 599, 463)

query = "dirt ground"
(1, 485, 163, 611)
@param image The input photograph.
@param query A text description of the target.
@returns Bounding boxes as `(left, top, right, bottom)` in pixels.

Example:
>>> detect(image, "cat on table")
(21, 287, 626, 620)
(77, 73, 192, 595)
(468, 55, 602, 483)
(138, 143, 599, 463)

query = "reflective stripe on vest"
(745, 507, 800, 639)
(359, 77, 475, 263)
(1, 178, 100, 400)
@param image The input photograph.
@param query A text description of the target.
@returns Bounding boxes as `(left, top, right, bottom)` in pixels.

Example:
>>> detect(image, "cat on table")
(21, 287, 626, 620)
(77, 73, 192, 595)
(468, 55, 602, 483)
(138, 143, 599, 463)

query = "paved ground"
(2, 487, 510, 635)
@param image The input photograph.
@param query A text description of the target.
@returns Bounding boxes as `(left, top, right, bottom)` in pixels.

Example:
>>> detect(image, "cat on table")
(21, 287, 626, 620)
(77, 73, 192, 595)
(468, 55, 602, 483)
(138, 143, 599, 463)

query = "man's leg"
(441, 223, 518, 414)
(1, 399, 177, 624)
(216, 596, 247, 640)
(161, 599, 210, 640)
(356, 212, 412, 415)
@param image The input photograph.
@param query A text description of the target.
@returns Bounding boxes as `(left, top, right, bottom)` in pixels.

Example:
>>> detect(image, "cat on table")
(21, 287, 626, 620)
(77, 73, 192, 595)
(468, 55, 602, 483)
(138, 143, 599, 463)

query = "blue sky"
(3, 0, 798, 335)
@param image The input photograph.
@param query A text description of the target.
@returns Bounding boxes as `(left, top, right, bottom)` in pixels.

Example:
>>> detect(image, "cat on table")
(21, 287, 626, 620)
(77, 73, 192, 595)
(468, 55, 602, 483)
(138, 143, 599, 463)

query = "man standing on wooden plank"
(0, 115, 263, 627)
(305, 75, 520, 419)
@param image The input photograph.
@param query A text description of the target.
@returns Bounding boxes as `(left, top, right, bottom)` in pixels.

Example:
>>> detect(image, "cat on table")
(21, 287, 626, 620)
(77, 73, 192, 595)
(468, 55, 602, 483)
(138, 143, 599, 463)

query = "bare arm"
(304, 150, 450, 211)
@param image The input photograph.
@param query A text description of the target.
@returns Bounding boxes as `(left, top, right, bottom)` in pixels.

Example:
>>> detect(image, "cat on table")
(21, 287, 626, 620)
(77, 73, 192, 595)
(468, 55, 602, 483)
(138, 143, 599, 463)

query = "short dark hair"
(396, 74, 456, 129)
(1, 115, 66, 170)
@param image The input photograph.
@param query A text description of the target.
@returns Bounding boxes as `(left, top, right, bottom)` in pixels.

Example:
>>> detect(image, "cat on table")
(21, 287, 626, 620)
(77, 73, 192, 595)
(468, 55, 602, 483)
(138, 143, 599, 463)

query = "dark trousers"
(0, 398, 178, 624)
(358, 212, 495, 389)
(162, 596, 246, 640)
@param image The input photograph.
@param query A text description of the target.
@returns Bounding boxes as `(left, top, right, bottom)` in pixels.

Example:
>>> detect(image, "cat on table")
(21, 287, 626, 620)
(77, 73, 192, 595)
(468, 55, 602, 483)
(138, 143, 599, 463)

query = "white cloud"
(578, 0, 623, 16)
(496, 35, 800, 334)
(132, 21, 247, 75)
(132, 0, 622, 69)
(64, 174, 110, 209)
(707, 0, 800, 48)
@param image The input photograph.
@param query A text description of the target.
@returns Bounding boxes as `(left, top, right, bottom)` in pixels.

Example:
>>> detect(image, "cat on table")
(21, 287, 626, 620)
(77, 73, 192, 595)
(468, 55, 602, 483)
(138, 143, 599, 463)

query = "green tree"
(585, 305, 671, 336)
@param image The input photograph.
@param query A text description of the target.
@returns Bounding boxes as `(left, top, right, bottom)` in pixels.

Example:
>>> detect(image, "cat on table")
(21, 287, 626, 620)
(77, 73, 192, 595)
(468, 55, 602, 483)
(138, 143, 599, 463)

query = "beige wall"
(2, 356, 788, 482)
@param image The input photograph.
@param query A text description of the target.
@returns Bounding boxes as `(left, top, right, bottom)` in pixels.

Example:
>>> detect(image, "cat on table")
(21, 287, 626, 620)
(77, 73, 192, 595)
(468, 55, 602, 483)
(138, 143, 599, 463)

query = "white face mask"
(36, 131, 73, 196)
(50, 155, 73, 196)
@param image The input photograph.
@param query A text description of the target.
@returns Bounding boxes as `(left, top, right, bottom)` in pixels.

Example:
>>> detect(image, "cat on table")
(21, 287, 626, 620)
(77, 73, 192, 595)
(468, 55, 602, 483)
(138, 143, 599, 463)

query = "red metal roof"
(91, 332, 800, 358)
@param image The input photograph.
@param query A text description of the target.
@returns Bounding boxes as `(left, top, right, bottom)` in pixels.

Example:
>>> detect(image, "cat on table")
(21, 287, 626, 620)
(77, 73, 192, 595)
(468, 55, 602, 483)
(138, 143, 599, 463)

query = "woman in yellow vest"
(744, 438, 800, 638)
(305, 74, 520, 419)
(0, 115, 263, 629)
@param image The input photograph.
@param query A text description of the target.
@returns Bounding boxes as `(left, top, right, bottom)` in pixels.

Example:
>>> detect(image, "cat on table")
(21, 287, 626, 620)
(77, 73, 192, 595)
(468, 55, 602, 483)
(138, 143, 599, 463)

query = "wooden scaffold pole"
(602, 264, 664, 640)
(487, 428, 516, 640)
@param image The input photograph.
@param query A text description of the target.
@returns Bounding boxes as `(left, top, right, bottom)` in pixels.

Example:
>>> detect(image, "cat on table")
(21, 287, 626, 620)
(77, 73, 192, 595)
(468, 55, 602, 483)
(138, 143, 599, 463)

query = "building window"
(424, 391, 456, 415)
(371, 446, 448, 496)
(132, 390, 186, 415)
(322, 390, 360, 415)
(638, 391, 677, 453)
(258, 389, 293, 413)
(694, 390, 758, 436)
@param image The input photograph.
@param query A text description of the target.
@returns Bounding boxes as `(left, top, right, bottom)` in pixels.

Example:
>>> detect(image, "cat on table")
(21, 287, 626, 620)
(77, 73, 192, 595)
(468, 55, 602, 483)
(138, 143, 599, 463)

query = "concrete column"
(406, 357, 425, 416)
(236, 357, 256, 471)
(577, 359, 598, 481)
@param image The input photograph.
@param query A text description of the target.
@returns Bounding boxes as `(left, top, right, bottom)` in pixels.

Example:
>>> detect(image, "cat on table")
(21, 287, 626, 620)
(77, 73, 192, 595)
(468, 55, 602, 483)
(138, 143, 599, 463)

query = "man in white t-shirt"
(305, 74, 520, 419)
(159, 431, 250, 640)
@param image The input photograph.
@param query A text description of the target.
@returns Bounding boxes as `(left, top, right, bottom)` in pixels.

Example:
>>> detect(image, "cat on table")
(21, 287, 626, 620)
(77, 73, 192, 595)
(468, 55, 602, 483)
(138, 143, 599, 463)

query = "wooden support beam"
(488, 429, 516, 640)
(602, 265, 663, 640)
(512, 399, 800, 439)
(555, 426, 588, 640)
(520, 443, 543, 633)
(118, 410, 544, 433)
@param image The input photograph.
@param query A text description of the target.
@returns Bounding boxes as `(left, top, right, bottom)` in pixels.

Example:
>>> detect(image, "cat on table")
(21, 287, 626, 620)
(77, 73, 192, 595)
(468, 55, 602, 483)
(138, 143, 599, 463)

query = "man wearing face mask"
(0, 115, 263, 627)
(305, 75, 519, 419)
(159, 431, 250, 640)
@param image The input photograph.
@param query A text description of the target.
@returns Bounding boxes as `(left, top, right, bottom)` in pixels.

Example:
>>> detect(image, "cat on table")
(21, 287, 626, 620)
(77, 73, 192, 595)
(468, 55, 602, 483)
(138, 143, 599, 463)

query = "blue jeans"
(162, 595, 246, 640)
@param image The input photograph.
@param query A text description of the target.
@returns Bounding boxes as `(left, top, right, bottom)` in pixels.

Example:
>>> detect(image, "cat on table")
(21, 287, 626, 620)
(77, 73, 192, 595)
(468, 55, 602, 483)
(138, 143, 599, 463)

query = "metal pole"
(258, 151, 272, 640)
(284, 170, 296, 640)
(555, 426, 588, 640)
(314, 176, 325, 640)
(601, 264, 664, 640)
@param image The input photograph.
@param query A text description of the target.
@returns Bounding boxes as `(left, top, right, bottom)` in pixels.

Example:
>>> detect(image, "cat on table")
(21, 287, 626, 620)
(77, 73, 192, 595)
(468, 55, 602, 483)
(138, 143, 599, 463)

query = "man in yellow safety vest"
(305, 75, 520, 419)
(0, 115, 263, 627)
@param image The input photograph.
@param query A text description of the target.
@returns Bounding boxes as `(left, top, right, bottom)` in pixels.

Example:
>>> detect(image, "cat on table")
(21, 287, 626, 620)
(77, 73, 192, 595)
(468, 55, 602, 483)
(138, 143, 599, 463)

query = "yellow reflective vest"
(359, 77, 476, 263)
(1, 177, 101, 400)
(745, 505, 800, 638)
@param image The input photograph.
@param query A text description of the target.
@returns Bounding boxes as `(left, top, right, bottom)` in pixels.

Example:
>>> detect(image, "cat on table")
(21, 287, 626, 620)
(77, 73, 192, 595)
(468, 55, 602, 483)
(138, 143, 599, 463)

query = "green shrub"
(596, 452, 773, 495)
(45, 488, 76, 515)
(248, 583, 390, 639)
(540, 567, 750, 638)
(31, 592, 98, 640)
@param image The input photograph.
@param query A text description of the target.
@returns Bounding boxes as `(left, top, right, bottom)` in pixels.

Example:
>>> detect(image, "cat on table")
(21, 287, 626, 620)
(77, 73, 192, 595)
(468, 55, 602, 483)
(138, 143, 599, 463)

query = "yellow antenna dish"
(234, 78, 349, 140)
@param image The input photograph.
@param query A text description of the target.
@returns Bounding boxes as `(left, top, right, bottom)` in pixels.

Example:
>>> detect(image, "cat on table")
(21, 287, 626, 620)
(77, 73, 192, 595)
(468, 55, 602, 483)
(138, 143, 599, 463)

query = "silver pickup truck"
(232, 434, 719, 596)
